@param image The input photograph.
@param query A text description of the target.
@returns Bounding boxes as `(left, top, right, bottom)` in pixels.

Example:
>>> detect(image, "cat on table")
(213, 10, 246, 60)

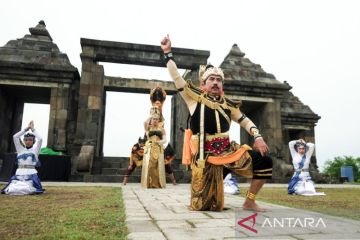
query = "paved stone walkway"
(15, 182, 359, 240)
(120, 183, 360, 240)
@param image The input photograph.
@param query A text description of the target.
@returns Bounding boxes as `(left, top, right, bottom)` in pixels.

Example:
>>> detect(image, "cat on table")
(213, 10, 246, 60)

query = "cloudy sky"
(1, 0, 359, 171)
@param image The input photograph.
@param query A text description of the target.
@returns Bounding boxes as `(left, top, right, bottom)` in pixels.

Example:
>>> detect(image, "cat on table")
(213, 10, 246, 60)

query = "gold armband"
(250, 126, 262, 139)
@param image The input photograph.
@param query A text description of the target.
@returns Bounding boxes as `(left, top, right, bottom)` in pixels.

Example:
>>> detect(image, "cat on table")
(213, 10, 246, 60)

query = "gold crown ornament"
(199, 65, 224, 85)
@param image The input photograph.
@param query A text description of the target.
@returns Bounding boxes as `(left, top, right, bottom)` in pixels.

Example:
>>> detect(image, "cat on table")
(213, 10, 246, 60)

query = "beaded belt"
(204, 134, 230, 155)
(191, 132, 231, 156)
(18, 165, 35, 169)
(295, 168, 309, 173)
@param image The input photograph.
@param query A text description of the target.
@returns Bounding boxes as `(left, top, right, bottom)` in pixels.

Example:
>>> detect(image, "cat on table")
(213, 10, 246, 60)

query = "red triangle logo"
(237, 213, 258, 233)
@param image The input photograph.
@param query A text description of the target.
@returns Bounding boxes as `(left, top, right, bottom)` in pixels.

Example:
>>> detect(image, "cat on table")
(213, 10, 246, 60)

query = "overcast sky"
(1, 0, 360, 171)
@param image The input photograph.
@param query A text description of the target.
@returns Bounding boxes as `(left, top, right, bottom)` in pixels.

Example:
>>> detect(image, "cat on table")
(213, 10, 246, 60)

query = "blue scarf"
(288, 154, 306, 194)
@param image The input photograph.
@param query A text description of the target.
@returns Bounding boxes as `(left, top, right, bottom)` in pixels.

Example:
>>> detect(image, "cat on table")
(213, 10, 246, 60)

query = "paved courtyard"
(121, 183, 360, 240)
(39, 182, 360, 240)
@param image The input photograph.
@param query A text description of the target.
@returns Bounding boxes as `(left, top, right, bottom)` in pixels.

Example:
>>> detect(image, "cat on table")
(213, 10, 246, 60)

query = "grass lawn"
(0, 186, 127, 240)
(244, 187, 360, 221)
(1, 185, 359, 239)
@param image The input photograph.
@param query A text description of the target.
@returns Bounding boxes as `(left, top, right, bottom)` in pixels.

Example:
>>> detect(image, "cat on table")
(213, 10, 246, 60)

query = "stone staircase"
(71, 156, 191, 183)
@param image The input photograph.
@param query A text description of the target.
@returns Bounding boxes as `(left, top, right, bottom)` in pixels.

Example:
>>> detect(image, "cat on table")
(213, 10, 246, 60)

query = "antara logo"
(237, 213, 258, 233)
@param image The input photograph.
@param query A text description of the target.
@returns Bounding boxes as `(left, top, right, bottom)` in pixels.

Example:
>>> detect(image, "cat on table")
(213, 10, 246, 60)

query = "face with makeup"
(202, 74, 223, 97)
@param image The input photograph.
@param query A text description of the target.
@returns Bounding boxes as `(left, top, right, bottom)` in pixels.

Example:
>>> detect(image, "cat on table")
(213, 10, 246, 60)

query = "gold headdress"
(199, 64, 224, 86)
(150, 86, 167, 105)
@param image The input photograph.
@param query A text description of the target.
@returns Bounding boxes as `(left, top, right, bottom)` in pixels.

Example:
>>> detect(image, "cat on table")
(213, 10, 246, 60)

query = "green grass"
(1, 185, 359, 239)
(246, 187, 360, 221)
(0, 186, 127, 240)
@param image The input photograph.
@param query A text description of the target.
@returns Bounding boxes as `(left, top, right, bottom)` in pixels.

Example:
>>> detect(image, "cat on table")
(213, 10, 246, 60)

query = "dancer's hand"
(27, 120, 34, 131)
(160, 34, 172, 53)
(253, 137, 269, 156)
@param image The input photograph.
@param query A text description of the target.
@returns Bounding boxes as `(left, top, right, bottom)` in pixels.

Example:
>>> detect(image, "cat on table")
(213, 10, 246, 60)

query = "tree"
(323, 156, 360, 183)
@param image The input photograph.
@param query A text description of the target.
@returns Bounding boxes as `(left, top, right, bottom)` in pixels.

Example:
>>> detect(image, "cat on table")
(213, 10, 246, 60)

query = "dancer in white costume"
(288, 139, 325, 196)
(1, 121, 44, 195)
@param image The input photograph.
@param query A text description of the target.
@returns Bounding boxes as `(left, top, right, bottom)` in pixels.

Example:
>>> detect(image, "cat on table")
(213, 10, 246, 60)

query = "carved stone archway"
(0, 21, 321, 183)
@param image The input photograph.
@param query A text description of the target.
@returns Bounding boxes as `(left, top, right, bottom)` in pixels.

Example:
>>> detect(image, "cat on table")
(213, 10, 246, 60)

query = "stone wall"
(0, 87, 24, 153)
(0, 88, 14, 152)
(0, 21, 79, 158)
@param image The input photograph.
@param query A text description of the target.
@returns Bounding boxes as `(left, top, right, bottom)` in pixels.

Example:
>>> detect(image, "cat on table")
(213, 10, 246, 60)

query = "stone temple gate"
(0, 21, 321, 183)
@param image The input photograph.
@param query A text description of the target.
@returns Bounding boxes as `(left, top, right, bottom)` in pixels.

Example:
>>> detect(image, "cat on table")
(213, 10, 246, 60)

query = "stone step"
(101, 167, 142, 175)
(83, 175, 139, 183)
(69, 174, 86, 182)
(100, 158, 184, 170)
(101, 161, 128, 169)
(100, 168, 185, 176)
(80, 169, 190, 183)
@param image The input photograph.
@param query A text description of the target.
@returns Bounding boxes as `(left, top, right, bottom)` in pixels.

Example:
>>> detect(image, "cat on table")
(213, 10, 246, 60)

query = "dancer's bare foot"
(243, 200, 266, 212)
(123, 177, 128, 185)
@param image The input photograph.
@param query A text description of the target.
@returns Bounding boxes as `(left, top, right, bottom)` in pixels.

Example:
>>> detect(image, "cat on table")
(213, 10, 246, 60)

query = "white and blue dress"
(1, 129, 44, 195)
(288, 140, 325, 196)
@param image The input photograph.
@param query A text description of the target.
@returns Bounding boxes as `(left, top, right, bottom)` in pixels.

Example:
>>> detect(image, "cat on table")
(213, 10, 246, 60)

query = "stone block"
(91, 71, 104, 85)
(156, 220, 192, 229)
(78, 96, 88, 109)
(57, 109, 68, 119)
(90, 110, 100, 122)
(94, 64, 104, 74)
(55, 97, 66, 110)
(76, 123, 86, 139)
(76, 145, 94, 171)
(81, 58, 96, 72)
(56, 118, 67, 129)
(83, 174, 94, 182)
(126, 220, 159, 232)
(56, 131, 66, 148)
(82, 46, 94, 56)
(50, 89, 58, 105)
(89, 84, 103, 97)
(88, 96, 101, 109)
(77, 109, 87, 122)
(85, 122, 98, 139)
(56, 95, 69, 108)
(79, 83, 89, 96)
(127, 232, 166, 240)
(80, 71, 91, 84)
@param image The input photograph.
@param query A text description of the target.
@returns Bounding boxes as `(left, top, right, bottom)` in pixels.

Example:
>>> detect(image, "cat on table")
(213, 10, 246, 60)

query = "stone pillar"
(72, 54, 104, 173)
(171, 94, 188, 158)
(260, 100, 294, 181)
(9, 99, 25, 153)
(171, 69, 199, 158)
(48, 83, 70, 151)
(0, 88, 19, 153)
(260, 100, 283, 155)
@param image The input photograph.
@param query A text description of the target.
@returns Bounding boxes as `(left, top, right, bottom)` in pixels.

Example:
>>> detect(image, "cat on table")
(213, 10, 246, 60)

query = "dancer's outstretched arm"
(160, 34, 197, 115)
